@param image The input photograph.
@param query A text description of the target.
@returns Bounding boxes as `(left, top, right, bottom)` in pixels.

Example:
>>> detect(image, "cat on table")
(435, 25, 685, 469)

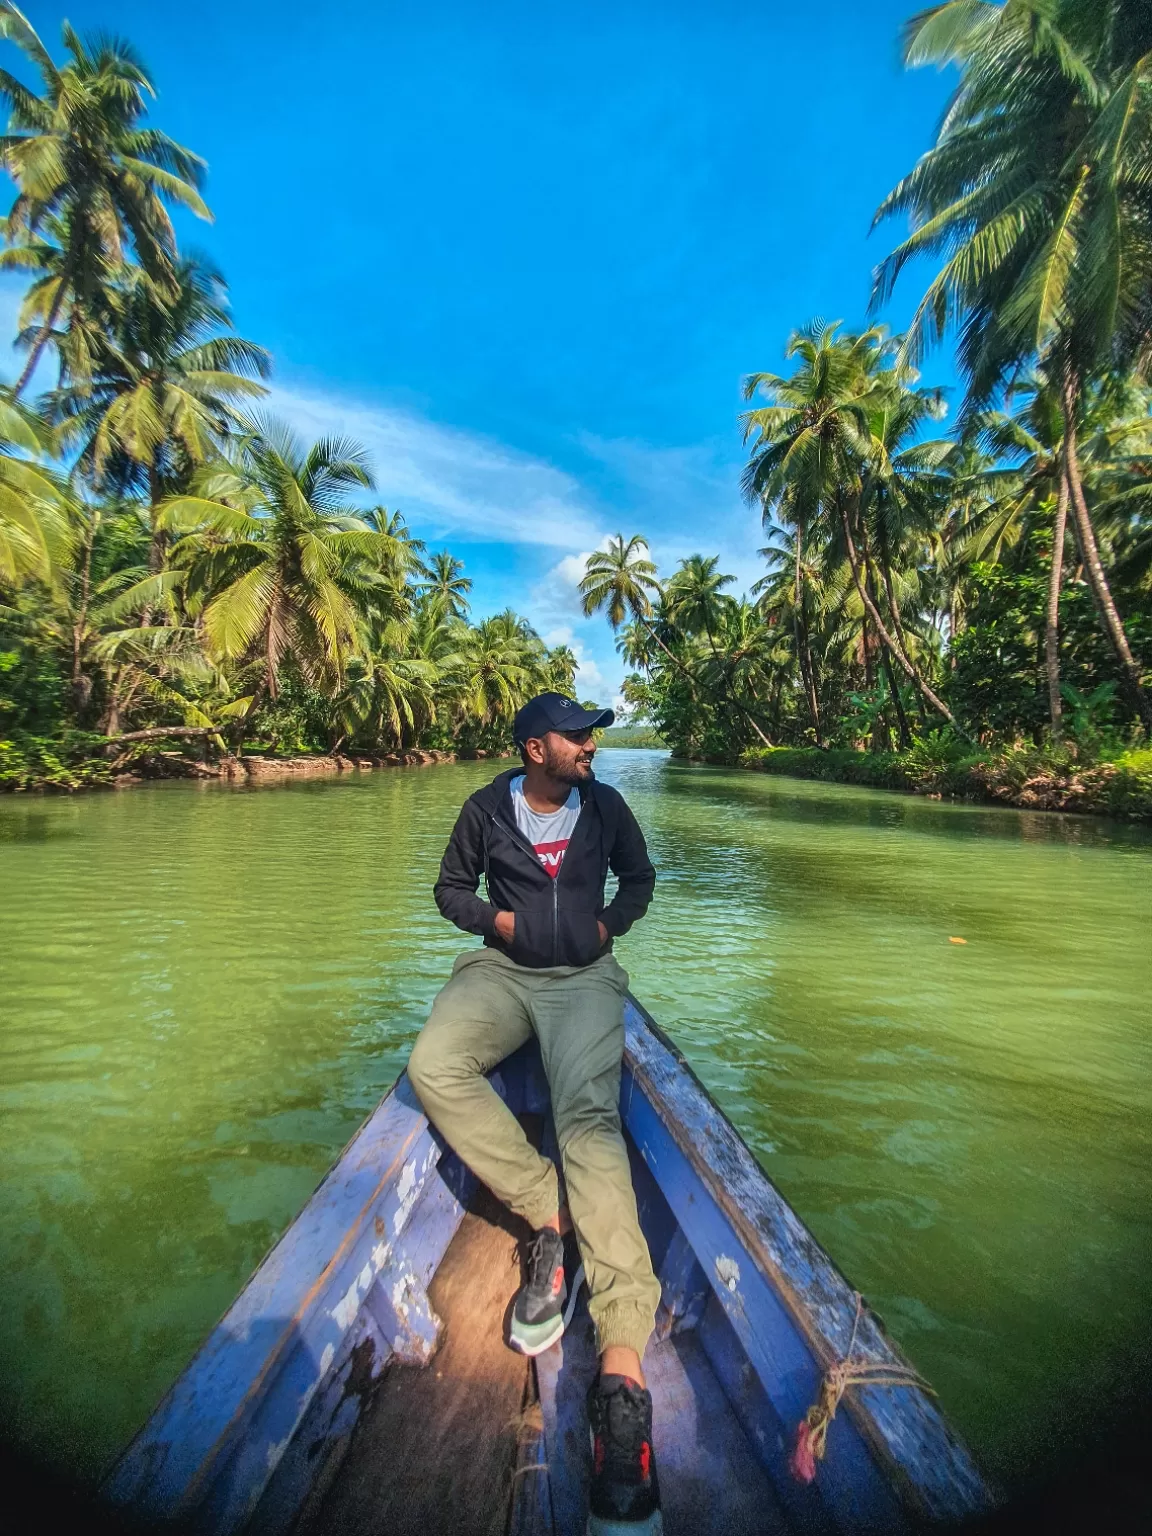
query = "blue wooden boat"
(104, 997, 991, 1534)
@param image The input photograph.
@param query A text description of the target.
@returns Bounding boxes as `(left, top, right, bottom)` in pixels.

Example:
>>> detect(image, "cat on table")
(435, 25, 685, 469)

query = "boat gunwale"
(622, 993, 993, 1521)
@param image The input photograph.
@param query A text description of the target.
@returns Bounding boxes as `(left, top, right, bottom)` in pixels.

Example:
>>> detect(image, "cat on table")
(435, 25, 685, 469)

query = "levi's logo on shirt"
(533, 839, 569, 878)
(510, 775, 580, 879)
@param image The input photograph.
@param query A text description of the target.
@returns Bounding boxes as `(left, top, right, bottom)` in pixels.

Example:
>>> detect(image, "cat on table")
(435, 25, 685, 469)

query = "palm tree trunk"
(872, 558, 914, 747)
(1045, 473, 1069, 740)
(1060, 371, 1152, 728)
(838, 494, 968, 737)
(793, 527, 823, 746)
(701, 616, 773, 748)
(880, 646, 912, 749)
(148, 464, 166, 576)
(72, 514, 98, 719)
(265, 592, 282, 701)
(12, 268, 70, 400)
(642, 619, 703, 701)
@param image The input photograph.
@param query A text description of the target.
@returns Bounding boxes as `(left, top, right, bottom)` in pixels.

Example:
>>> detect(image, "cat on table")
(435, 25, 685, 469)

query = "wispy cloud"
(268, 381, 606, 551)
(575, 431, 765, 595)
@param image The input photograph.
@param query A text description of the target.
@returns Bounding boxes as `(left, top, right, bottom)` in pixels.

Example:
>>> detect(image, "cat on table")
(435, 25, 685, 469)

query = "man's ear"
(524, 736, 546, 766)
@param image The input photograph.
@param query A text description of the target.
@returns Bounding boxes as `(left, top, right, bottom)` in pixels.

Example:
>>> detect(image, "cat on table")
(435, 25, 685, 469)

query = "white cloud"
(539, 621, 608, 698)
(574, 432, 766, 598)
(268, 381, 606, 551)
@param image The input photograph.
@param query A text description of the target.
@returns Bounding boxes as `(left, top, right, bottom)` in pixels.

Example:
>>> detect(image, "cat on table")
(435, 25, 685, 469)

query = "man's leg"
(408, 949, 559, 1230)
(530, 954, 661, 1374)
(532, 955, 663, 1531)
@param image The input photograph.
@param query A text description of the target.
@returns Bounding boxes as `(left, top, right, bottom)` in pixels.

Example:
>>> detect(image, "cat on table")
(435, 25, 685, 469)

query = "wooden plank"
(309, 1183, 533, 1536)
(102, 1077, 448, 1530)
(507, 1398, 555, 1536)
(622, 999, 992, 1525)
(533, 1302, 599, 1536)
(644, 1330, 790, 1535)
(248, 1160, 473, 1536)
(653, 1226, 710, 1343)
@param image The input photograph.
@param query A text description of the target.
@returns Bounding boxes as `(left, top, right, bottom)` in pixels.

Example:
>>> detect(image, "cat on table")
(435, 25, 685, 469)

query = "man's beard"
(542, 744, 595, 785)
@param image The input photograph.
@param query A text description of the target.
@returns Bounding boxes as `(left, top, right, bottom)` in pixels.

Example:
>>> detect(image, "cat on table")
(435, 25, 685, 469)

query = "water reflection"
(0, 751, 1149, 1488)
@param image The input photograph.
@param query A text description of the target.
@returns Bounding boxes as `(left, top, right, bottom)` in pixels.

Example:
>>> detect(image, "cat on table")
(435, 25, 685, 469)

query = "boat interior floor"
(307, 1178, 789, 1536)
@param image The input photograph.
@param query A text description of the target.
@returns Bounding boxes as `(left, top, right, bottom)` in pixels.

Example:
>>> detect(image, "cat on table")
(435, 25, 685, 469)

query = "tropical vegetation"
(1, 1, 1150, 817)
(579, 0, 1151, 816)
(0, 4, 579, 789)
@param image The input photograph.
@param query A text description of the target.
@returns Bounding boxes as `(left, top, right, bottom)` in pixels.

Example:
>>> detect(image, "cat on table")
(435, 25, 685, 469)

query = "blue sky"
(6, 1, 957, 705)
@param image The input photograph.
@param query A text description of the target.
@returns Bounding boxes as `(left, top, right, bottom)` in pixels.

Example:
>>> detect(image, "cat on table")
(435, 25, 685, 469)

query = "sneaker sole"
(508, 1264, 585, 1357)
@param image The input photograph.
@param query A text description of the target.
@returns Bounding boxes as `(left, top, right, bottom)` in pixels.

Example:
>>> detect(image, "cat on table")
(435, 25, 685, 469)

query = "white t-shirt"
(510, 776, 580, 879)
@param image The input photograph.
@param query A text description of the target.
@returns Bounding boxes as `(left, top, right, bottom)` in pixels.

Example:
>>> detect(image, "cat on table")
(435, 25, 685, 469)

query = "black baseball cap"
(512, 692, 615, 744)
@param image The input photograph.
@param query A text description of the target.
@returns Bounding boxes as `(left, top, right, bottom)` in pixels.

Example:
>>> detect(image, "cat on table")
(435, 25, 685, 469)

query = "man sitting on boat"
(408, 691, 663, 1534)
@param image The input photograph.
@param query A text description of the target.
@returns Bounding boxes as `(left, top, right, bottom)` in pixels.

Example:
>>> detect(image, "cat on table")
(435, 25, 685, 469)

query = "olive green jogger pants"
(407, 946, 660, 1362)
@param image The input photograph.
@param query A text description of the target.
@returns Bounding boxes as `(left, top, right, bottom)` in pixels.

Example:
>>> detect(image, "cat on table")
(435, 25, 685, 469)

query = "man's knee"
(407, 1029, 450, 1108)
(407, 1025, 479, 1109)
(555, 1095, 623, 1156)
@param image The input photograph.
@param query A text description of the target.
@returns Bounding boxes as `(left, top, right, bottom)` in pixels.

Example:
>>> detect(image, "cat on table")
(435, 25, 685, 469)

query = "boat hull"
(103, 996, 991, 1534)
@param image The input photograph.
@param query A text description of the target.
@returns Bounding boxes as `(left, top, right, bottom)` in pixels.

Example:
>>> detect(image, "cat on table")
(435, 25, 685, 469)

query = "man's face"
(529, 727, 597, 785)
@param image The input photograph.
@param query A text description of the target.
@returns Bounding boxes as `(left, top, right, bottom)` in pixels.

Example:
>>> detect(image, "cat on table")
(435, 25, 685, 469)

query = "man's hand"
(597, 920, 609, 948)
(494, 910, 515, 944)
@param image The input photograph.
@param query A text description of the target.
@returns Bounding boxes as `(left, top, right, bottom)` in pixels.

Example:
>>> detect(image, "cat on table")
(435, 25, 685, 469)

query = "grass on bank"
(739, 740, 1152, 820)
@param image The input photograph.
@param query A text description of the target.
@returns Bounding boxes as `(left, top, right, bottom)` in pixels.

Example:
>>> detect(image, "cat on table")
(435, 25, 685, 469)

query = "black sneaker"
(508, 1228, 584, 1356)
(587, 1374, 663, 1534)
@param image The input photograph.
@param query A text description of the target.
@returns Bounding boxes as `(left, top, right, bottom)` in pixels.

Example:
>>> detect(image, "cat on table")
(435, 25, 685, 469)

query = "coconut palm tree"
(417, 550, 472, 622)
(580, 533, 705, 699)
(872, 0, 1152, 724)
(0, 3, 211, 395)
(543, 643, 578, 695)
(159, 425, 396, 709)
(50, 257, 269, 569)
(665, 554, 773, 745)
(0, 211, 116, 392)
(335, 650, 439, 752)
(452, 613, 536, 727)
(742, 321, 965, 733)
(753, 521, 831, 743)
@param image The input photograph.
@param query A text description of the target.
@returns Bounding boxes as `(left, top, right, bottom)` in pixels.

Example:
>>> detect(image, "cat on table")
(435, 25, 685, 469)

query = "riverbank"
(0, 737, 514, 793)
(736, 743, 1152, 820)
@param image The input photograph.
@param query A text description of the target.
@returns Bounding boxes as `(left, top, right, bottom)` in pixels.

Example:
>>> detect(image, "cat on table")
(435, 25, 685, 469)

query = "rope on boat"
(789, 1292, 937, 1485)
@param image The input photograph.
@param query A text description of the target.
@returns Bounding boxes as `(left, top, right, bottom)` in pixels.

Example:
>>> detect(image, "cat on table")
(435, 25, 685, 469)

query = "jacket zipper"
(489, 799, 589, 963)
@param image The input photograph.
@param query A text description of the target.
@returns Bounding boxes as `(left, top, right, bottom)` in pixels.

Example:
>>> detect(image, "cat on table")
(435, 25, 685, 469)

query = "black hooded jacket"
(433, 767, 656, 968)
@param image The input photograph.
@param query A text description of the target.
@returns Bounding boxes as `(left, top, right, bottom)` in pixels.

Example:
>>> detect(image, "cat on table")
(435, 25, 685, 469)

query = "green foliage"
(598, 726, 666, 748)
(0, 729, 110, 791)
(2, 3, 1150, 807)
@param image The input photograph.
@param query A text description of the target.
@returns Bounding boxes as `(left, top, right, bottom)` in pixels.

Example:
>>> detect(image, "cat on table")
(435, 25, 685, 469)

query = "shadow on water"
(658, 758, 1150, 848)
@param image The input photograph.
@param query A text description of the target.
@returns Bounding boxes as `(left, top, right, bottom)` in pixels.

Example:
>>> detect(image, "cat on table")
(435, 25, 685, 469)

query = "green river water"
(1, 750, 1149, 1492)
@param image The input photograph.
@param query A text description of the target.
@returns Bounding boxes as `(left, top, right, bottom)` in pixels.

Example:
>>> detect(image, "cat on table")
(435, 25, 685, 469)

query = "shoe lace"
(524, 1230, 558, 1292)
